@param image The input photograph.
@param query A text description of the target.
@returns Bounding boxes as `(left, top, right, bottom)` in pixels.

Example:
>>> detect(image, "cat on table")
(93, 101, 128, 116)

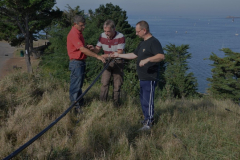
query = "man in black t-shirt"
(112, 20, 165, 130)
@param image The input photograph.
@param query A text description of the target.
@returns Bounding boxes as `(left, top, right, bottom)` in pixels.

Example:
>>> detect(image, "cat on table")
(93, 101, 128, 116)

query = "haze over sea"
(127, 15, 240, 93)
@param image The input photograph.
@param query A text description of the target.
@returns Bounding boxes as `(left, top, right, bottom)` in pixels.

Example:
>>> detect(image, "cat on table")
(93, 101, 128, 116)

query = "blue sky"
(55, 0, 240, 17)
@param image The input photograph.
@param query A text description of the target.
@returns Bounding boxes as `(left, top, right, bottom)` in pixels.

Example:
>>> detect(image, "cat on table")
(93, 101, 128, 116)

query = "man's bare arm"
(86, 45, 101, 54)
(80, 46, 105, 63)
(111, 52, 137, 59)
(139, 53, 165, 67)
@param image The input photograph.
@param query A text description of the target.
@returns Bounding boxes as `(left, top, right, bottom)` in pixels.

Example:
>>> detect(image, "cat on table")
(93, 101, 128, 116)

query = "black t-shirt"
(134, 36, 164, 81)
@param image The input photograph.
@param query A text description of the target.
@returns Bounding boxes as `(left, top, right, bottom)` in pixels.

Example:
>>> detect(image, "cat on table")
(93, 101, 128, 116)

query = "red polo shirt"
(67, 26, 87, 60)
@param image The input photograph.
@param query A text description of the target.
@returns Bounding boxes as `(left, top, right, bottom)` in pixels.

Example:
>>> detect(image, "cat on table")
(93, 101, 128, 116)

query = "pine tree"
(163, 44, 198, 98)
(207, 48, 240, 103)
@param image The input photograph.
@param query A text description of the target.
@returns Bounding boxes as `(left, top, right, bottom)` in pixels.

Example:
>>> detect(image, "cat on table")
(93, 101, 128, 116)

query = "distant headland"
(226, 16, 240, 19)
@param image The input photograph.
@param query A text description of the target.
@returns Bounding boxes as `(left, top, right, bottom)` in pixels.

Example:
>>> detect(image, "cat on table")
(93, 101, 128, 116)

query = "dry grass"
(0, 72, 240, 159)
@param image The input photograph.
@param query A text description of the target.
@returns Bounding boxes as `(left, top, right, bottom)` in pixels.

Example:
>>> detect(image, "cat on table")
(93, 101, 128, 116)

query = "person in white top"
(87, 19, 125, 107)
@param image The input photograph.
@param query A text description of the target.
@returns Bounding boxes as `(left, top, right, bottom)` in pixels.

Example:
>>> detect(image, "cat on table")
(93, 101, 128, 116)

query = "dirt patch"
(0, 40, 48, 79)
(0, 57, 40, 79)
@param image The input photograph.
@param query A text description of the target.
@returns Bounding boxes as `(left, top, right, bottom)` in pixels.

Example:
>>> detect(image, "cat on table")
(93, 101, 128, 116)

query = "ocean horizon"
(127, 15, 240, 93)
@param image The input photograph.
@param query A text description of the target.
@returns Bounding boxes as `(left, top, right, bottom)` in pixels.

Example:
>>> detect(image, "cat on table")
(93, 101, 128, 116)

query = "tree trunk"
(30, 33, 39, 59)
(29, 33, 33, 55)
(25, 15, 33, 73)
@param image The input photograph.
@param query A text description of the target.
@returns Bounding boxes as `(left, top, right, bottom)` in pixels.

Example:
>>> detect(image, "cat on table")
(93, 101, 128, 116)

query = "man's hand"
(86, 45, 94, 51)
(101, 54, 109, 59)
(111, 52, 119, 58)
(139, 58, 150, 67)
(96, 55, 106, 63)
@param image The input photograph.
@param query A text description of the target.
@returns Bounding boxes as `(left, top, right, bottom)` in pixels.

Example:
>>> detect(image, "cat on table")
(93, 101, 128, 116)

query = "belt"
(70, 59, 85, 61)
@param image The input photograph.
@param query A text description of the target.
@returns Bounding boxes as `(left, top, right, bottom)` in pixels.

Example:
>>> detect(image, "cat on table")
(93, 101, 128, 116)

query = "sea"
(127, 15, 240, 93)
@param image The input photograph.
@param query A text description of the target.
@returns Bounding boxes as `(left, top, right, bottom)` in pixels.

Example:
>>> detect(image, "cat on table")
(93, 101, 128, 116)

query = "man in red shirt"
(67, 15, 105, 113)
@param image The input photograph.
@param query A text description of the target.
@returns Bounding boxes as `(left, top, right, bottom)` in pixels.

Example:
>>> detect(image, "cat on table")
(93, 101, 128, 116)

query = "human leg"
(140, 80, 156, 125)
(69, 60, 86, 106)
(112, 61, 124, 105)
(100, 63, 112, 101)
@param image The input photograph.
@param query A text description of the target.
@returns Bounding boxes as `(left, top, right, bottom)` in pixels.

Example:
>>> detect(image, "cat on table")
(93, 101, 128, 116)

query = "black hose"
(3, 59, 113, 160)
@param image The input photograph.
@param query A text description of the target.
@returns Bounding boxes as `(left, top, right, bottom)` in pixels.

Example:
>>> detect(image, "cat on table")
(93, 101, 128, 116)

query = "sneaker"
(139, 124, 151, 131)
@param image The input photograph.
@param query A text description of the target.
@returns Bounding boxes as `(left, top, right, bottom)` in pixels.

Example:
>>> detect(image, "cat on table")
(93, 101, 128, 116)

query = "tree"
(163, 44, 198, 98)
(207, 48, 240, 103)
(85, 3, 136, 41)
(0, 0, 62, 73)
(59, 4, 84, 28)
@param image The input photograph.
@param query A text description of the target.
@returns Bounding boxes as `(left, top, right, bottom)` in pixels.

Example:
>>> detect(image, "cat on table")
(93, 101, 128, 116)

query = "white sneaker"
(139, 124, 151, 131)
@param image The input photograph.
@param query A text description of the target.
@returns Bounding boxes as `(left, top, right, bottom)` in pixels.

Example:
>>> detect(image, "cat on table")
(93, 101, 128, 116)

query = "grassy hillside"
(0, 72, 239, 159)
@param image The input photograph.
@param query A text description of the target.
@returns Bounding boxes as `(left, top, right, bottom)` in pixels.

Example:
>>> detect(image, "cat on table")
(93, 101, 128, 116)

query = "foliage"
(58, 4, 85, 28)
(121, 37, 140, 97)
(39, 26, 71, 82)
(207, 48, 240, 103)
(38, 4, 81, 40)
(162, 44, 198, 99)
(0, 0, 62, 45)
(86, 3, 136, 41)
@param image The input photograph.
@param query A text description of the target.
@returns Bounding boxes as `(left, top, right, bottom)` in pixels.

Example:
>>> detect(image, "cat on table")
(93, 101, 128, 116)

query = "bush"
(207, 48, 240, 103)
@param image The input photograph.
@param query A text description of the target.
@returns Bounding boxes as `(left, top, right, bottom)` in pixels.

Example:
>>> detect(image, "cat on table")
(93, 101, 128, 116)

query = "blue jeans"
(69, 60, 86, 106)
(140, 80, 157, 125)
